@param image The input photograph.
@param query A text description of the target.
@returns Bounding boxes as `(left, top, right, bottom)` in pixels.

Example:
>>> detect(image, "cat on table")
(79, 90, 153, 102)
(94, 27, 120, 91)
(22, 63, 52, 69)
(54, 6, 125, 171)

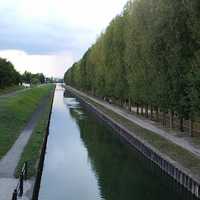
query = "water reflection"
(67, 93, 197, 200)
(38, 86, 197, 200)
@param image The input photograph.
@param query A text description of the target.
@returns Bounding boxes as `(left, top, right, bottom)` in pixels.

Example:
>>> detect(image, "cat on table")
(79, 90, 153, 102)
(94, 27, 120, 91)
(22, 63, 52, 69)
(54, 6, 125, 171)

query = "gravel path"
(68, 86, 200, 159)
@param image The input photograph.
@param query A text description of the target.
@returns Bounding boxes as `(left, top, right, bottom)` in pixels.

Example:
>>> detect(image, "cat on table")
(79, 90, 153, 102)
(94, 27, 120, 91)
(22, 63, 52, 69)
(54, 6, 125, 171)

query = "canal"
(38, 85, 196, 200)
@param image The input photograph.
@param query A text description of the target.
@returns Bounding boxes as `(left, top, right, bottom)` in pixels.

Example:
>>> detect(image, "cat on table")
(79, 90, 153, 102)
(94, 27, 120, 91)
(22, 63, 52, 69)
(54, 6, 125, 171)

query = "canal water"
(38, 85, 196, 200)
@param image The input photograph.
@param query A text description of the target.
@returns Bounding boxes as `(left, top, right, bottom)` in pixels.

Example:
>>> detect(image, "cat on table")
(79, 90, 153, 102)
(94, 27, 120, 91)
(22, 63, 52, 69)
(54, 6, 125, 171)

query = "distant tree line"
(22, 71, 45, 85)
(65, 0, 200, 135)
(0, 58, 21, 88)
(0, 57, 49, 88)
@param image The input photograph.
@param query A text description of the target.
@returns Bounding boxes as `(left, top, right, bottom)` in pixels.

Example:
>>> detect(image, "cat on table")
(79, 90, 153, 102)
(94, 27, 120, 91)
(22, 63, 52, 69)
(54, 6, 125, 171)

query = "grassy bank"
(69, 87, 200, 179)
(0, 84, 54, 159)
(0, 85, 24, 96)
(15, 86, 55, 178)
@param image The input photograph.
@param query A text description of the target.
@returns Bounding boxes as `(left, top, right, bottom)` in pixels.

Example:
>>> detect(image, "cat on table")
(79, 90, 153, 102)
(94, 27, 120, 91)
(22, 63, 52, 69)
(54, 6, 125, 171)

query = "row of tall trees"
(0, 58, 21, 88)
(64, 0, 200, 134)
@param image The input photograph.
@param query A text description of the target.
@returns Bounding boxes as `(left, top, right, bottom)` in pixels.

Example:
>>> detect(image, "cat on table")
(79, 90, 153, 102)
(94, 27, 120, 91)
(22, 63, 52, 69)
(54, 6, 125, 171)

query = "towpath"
(67, 86, 200, 159)
(0, 95, 49, 200)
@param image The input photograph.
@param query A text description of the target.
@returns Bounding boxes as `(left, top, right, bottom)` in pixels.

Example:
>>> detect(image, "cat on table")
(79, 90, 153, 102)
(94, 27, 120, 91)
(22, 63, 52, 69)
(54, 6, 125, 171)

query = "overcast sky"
(0, 0, 127, 78)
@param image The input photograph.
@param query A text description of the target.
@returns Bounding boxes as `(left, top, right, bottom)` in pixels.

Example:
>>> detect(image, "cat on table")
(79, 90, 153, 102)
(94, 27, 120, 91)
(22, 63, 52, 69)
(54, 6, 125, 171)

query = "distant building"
(22, 83, 30, 88)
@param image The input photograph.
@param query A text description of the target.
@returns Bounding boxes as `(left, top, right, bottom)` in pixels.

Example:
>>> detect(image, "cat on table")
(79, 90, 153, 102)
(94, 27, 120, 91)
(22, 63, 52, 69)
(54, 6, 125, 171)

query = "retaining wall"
(31, 87, 55, 200)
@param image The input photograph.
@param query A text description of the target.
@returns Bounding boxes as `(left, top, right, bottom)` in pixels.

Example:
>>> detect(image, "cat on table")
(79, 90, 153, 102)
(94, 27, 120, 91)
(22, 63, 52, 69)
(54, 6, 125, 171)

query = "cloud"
(0, 50, 74, 78)
(0, 0, 128, 77)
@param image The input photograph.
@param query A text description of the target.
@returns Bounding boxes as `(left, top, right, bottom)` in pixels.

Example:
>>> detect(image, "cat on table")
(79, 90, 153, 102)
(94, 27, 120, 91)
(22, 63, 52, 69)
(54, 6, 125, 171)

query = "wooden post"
(12, 189, 17, 200)
(24, 161, 28, 180)
(19, 173, 23, 197)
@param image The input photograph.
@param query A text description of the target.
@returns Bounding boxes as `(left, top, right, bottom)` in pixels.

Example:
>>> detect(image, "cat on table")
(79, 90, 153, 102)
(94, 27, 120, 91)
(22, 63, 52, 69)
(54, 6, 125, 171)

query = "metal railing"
(12, 161, 28, 200)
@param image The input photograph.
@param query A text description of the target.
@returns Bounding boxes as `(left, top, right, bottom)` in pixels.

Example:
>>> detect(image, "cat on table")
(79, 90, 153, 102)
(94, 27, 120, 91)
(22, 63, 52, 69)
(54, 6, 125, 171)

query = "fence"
(12, 161, 28, 200)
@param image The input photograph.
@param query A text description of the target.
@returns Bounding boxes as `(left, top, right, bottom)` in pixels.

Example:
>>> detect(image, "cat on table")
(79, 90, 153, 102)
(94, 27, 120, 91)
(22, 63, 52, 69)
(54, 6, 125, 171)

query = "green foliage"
(22, 71, 46, 84)
(0, 58, 21, 88)
(0, 84, 54, 159)
(65, 0, 200, 119)
(15, 85, 55, 178)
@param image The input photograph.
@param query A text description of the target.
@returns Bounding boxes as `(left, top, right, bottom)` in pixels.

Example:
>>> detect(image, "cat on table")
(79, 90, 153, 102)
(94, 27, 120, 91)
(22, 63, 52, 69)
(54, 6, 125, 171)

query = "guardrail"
(12, 161, 28, 200)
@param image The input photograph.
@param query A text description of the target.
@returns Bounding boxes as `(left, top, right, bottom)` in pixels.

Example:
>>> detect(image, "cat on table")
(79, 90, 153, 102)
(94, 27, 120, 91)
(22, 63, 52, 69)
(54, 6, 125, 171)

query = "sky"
(0, 0, 128, 78)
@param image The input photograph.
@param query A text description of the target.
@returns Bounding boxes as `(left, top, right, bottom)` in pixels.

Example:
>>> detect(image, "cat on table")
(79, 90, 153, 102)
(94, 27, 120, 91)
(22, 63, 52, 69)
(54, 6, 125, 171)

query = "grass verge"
(70, 87, 200, 179)
(0, 85, 24, 96)
(15, 86, 55, 178)
(0, 84, 54, 159)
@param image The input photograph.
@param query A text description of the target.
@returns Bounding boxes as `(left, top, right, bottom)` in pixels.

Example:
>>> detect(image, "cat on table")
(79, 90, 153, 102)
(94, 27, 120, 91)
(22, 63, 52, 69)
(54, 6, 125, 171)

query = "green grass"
(0, 84, 54, 159)
(72, 88, 200, 179)
(0, 85, 24, 96)
(15, 87, 55, 178)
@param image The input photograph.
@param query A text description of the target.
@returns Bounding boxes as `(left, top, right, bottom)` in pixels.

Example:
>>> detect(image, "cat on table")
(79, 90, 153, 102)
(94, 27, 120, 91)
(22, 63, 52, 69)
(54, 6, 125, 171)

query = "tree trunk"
(145, 104, 148, 118)
(120, 99, 123, 107)
(128, 97, 131, 112)
(136, 103, 139, 115)
(162, 112, 166, 126)
(169, 110, 174, 129)
(155, 107, 159, 121)
(189, 119, 193, 137)
(141, 105, 144, 115)
(180, 117, 184, 132)
(150, 105, 153, 119)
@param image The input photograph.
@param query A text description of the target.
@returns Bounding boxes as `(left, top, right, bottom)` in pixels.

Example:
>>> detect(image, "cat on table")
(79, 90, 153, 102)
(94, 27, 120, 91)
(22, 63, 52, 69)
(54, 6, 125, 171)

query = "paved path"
(68, 86, 200, 159)
(0, 95, 49, 200)
(0, 97, 48, 177)
(0, 178, 33, 200)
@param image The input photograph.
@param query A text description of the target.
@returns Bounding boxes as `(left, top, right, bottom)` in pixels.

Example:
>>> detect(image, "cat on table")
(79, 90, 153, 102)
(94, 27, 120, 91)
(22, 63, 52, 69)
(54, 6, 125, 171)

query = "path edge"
(31, 87, 55, 200)
(66, 86, 200, 199)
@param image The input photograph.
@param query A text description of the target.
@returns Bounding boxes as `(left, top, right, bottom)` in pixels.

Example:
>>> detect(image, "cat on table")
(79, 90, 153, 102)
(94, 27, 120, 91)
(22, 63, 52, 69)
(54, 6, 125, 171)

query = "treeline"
(0, 58, 21, 88)
(64, 0, 200, 134)
(0, 57, 48, 88)
(22, 71, 45, 85)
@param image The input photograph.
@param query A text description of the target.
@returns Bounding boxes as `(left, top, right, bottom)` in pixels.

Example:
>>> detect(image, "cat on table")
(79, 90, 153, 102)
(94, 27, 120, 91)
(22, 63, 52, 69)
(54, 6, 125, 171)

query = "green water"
(38, 85, 196, 200)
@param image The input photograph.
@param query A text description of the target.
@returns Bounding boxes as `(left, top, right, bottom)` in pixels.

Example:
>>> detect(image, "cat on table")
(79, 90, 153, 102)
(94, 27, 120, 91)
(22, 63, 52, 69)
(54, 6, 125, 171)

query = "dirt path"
(68, 86, 200, 159)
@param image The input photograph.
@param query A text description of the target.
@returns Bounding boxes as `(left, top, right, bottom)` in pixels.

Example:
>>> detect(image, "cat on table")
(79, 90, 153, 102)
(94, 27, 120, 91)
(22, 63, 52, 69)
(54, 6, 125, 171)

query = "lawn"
(15, 86, 55, 178)
(0, 84, 54, 159)
(0, 85, 24, 96)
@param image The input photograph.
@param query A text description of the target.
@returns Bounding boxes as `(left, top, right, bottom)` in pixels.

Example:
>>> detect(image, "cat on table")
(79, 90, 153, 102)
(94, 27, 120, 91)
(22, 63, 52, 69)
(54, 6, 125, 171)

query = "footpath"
(0, 96, 49, 200)
(68, 86, 200, 158)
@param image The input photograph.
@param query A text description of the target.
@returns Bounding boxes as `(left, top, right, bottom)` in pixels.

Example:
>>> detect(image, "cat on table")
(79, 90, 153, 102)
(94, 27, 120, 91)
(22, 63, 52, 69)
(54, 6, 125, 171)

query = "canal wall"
(66, 87, 200, 199)
(31, 87, 55, 200)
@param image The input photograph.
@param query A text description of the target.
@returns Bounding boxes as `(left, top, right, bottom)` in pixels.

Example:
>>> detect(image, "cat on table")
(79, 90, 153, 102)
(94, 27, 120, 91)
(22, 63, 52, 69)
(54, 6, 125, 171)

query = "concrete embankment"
(31, 88, 55, 200)
(65, 86, 200, 199)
